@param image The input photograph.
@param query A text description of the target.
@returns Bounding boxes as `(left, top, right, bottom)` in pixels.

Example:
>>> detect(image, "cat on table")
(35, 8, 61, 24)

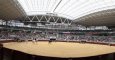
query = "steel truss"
(24, 15, 73, 25)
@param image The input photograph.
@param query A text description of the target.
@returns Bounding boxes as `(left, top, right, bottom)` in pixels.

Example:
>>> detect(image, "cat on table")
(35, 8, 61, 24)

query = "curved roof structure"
(75, 9, 115, 26)
(17, 0, 115, 20)
(0, 0, 115, 26)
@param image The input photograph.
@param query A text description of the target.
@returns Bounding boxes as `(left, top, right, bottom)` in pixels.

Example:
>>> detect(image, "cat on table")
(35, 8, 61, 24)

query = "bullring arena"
(1, 0, 115, 60)
(1, 39, 115, 60)
(2, 41, 115, 58)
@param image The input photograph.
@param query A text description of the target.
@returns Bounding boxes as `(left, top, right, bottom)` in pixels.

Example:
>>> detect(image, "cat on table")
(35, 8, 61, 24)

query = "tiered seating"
(0, 30, 114, 43)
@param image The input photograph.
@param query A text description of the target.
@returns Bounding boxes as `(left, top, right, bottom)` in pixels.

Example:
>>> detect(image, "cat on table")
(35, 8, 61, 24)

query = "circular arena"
(0, 0, 115, 60)
(3, 42, 115, 58)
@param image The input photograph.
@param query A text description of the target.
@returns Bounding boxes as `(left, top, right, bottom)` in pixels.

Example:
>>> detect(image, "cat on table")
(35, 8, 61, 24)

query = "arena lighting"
(16, 0, 115, 20)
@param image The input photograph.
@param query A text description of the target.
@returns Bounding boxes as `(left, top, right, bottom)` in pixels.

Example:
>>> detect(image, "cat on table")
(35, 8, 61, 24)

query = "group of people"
(0, 30, 114, 43)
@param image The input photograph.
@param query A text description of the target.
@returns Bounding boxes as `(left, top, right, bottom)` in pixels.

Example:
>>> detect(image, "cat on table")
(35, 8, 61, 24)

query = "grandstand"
(0, 0, 115, 60)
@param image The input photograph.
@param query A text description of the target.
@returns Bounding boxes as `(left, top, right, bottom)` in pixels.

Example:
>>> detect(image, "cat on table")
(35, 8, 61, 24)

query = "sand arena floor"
(2, 41, 115, 58)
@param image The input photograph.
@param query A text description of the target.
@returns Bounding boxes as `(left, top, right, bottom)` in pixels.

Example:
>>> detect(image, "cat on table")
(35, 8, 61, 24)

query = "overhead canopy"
(17, 0, 115, 20)
(0, 0, 115, 26)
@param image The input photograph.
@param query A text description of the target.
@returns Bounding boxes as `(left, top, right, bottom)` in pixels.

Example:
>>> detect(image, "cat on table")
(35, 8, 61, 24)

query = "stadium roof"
(0, 0, 115, 26)
(17, 0, 115, 20)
